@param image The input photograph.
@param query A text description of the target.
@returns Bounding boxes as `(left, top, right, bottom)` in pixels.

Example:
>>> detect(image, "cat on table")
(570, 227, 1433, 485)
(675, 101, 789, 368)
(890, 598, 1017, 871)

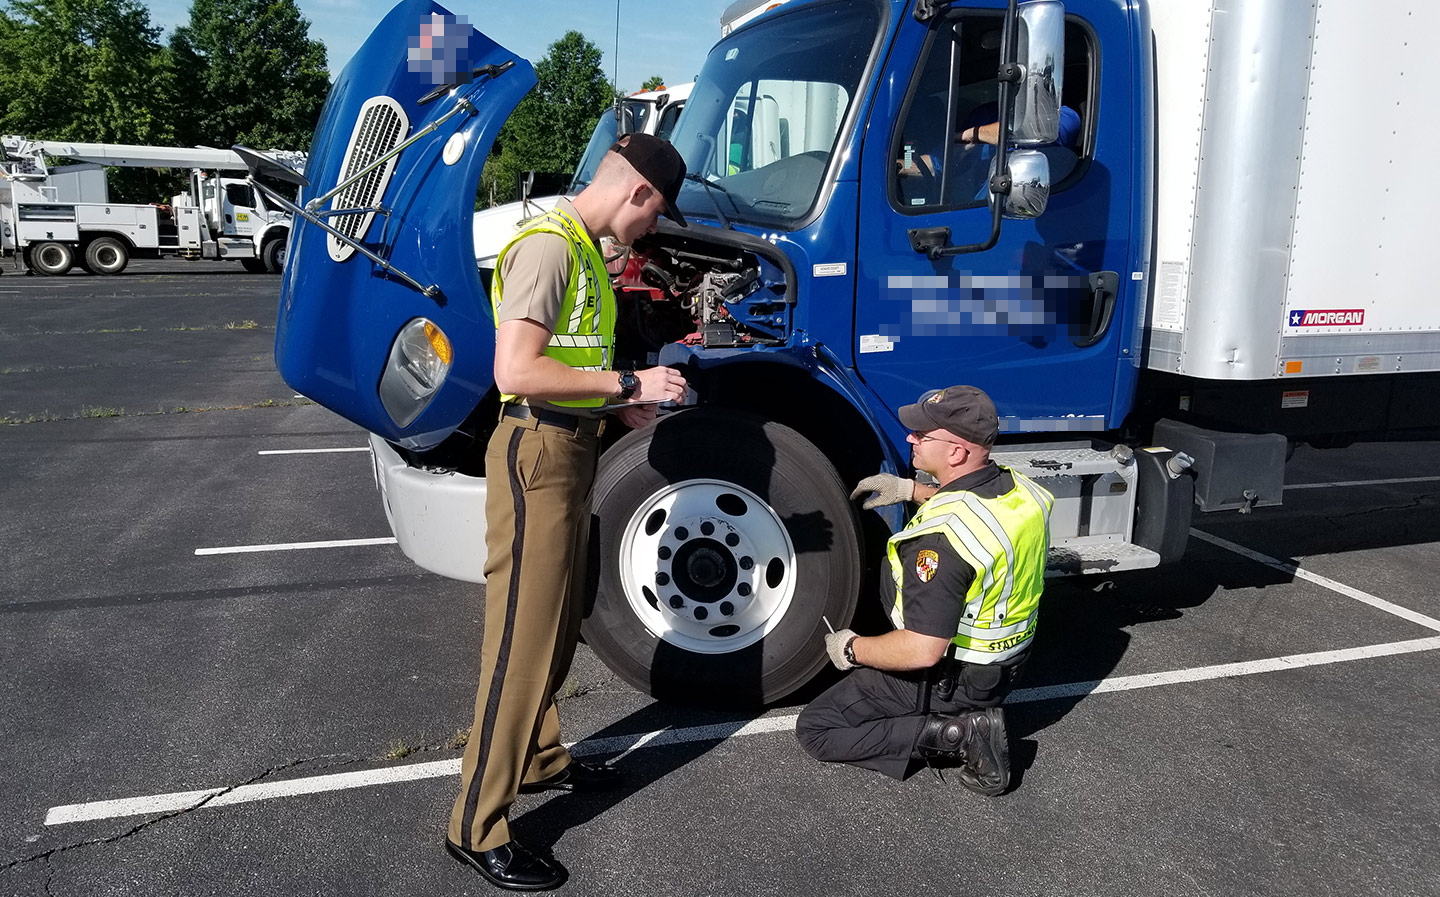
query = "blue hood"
(275, 0, 535, 449)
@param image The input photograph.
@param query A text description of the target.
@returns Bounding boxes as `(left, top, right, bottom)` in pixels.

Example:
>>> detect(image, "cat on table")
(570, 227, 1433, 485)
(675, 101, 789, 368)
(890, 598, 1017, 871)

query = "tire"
(240, 257, 268, 273)
(261, 236, 286, 274)
(582, 407, 862, 708)
(82, 236, 128, 275)
(29, 241, 74, 276)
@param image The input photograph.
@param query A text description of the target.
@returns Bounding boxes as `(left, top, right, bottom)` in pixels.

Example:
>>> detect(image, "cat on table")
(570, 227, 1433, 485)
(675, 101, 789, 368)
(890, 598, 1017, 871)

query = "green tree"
(0, 0, 176, 144)
(169, 0, 329, 151)
(0, 0, 180, 200)
(641, 75, 666, 92)
(480, 31, 612, 206)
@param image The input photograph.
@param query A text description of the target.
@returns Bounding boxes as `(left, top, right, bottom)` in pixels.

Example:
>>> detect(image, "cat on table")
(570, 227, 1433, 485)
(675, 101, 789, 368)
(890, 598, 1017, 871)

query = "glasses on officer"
(908, 430, 963, 446)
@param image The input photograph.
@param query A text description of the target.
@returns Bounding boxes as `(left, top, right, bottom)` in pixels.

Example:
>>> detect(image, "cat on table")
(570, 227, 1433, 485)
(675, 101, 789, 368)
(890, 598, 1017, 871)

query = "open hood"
(275, 0, 535, 449)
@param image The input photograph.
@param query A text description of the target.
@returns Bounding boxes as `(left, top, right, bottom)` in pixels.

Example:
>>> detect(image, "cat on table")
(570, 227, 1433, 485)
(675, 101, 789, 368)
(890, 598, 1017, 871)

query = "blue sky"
(141, 0, 737, 93)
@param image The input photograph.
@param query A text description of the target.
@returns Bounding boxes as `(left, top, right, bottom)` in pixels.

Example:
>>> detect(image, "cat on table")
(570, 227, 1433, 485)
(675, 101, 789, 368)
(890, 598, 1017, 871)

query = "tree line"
(0, 0, 658, 207)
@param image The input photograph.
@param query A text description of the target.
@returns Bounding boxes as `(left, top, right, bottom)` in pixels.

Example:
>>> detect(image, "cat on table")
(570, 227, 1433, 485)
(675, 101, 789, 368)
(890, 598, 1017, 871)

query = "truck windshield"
(670, 0, 880, 228)
(572, 98, 654, 189)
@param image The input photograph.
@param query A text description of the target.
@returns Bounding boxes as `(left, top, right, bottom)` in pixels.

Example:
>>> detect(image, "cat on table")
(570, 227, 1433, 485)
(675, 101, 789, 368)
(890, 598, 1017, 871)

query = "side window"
(656, 102, 685, 142)
(224, 182, 256, 209)
(891, 15, 1094, 213)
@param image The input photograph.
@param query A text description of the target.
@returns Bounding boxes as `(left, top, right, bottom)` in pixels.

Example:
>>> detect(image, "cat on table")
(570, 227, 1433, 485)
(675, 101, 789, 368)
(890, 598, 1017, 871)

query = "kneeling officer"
(796, 385, 1053, 794)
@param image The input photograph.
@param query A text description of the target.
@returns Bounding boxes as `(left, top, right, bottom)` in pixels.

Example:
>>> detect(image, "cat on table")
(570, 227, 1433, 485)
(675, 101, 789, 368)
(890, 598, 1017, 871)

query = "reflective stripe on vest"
(886, 468, 1054, 663)
(491, 208, 616, 408)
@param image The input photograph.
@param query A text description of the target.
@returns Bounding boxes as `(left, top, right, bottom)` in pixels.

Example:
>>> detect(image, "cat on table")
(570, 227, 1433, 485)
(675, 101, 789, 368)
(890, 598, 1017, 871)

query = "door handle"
(1071, 270, 1118, 348)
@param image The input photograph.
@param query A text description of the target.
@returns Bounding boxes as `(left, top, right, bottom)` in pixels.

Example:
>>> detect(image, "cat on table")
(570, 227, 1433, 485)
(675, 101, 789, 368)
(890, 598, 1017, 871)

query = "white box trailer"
(1145, 0, 1440, 381)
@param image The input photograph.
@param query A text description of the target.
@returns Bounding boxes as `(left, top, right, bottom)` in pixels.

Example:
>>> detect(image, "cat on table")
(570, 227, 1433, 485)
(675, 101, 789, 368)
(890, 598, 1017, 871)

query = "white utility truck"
(0, 136, 305, 275)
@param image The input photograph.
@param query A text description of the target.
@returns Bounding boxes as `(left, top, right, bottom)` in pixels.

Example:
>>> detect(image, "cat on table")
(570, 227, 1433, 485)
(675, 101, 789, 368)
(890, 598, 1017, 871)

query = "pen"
(822, 615, 835, 633)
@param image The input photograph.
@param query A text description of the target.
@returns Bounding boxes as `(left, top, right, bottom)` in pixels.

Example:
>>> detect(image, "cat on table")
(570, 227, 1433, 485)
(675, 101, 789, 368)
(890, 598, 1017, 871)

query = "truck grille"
(328, 96, 409, 262)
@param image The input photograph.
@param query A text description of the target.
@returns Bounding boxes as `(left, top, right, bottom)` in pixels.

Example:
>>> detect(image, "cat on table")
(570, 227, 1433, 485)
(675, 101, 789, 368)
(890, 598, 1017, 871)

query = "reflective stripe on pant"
(448, 417, 599, 851)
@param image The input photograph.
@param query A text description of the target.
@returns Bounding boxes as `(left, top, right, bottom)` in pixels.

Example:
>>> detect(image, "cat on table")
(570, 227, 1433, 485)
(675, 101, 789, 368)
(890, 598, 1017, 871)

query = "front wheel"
(582, 408, 862, 707)
(261, 237, 286, 274)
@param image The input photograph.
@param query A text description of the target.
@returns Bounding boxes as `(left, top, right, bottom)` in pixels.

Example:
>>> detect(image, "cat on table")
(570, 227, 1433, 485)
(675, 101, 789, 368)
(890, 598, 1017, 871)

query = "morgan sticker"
(915, 549, 939, 582)
(1288, 309, 1364, 327)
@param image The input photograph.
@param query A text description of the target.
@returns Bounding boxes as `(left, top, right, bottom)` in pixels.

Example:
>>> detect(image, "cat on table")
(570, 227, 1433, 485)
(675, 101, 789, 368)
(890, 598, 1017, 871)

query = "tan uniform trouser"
(448, 415, 599, 851)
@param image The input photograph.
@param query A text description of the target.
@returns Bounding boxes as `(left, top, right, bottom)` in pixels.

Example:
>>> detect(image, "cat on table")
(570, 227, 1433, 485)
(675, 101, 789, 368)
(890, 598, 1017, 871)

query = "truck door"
(854, 4, 1137, 435)
(221, 180, 258, 237)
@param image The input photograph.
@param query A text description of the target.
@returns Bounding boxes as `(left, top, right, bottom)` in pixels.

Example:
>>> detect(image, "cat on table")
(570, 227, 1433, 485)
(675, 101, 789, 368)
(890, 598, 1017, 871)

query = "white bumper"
(369, 433, 489, 583)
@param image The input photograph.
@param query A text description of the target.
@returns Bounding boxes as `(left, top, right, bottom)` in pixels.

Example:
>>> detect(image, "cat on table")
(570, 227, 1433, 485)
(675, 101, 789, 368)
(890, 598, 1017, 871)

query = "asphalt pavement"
(1, 260, 1437, 897)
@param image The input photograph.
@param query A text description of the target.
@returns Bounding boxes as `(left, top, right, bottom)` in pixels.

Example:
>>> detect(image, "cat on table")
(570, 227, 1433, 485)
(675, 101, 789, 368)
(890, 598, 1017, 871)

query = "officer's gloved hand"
(849, 473, 916, 510)
(824, 629, 859, 671)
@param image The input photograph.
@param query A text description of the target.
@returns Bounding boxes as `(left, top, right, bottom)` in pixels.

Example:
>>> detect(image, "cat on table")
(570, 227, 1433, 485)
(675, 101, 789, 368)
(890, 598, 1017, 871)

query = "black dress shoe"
(517, 760, 623, 794)
(445, 838, 568, 891)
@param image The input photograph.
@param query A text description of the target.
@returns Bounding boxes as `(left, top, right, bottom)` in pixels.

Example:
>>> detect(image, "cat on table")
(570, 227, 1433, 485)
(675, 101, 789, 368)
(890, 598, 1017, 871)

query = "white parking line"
(195, 537, 396, 556)
(44, 630, 1440, 826)
(258, 448, 369, 455)
(62, 531, 1440, 827)
(1190, 529, 1440, 632)
(1286, 476, 1440, 490)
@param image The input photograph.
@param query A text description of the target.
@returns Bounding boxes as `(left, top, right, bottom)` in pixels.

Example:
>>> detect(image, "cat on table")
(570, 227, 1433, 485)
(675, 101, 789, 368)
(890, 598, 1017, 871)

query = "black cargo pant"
(795, 653, 1024, 780)
(449, 413, 600, 851)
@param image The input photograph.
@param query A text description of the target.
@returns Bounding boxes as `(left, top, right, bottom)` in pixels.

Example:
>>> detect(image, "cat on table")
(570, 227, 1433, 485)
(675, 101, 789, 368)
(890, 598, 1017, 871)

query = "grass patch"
(447, 728, 471, 751)
(555, 677, 590, 702)
(385, 740, 416, 761)
(224, 320, 260, 330)
(79, 405, 123, 419)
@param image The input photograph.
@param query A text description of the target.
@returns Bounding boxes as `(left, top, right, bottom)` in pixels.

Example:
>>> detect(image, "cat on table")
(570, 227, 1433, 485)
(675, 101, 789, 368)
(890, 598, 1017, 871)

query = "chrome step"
(993, 446, 1132, 478)
(1045, 539, 1161, 577)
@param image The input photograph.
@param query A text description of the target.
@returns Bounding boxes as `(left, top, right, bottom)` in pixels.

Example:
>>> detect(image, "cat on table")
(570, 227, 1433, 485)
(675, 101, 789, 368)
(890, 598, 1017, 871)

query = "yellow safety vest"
(491, 207, 616, 409)
(886, 467, 1054, 663)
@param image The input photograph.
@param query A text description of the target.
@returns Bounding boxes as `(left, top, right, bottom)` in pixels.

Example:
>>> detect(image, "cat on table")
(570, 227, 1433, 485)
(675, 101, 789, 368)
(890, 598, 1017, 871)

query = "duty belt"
(501, 403, 606, 437)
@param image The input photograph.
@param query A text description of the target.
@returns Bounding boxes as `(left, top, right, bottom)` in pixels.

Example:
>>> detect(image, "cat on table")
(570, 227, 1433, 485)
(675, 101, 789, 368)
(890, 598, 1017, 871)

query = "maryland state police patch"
(915, 549, 939, 582)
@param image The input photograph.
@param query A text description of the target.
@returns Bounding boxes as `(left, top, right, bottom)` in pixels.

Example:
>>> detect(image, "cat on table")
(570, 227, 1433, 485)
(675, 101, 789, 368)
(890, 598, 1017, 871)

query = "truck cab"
(280, 0, 1440, 707)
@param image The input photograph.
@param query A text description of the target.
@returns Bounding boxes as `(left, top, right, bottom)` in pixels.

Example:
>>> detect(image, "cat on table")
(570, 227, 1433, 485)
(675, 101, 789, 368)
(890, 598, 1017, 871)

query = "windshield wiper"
(418, 60, 516, 106)
(684, 173, 735, 231)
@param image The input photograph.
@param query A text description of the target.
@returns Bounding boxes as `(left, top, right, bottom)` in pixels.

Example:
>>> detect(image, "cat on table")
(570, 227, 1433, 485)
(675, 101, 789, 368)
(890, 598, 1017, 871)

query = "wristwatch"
(843, 636, 859, 667)
(616, 370, 639, 400)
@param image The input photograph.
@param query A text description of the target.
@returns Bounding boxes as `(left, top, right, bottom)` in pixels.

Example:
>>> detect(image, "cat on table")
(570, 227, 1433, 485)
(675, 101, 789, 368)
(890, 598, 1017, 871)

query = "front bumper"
(369, 433, 489, 583)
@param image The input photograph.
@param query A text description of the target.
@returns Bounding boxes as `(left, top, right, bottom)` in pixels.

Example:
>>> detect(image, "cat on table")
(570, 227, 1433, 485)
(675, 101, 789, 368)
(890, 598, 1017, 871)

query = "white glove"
(849, 473, 916, 510)
(825, 629, 859, 671)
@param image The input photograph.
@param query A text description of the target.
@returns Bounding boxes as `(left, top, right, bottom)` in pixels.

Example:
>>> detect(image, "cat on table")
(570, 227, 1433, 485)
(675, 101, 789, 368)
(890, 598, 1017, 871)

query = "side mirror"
(1002, 149, 1050, 218)
(1010, 1, 1066, 146)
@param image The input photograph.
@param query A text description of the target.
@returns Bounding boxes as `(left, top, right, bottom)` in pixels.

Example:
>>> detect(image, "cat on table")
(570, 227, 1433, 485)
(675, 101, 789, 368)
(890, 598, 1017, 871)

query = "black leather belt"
(501, 403, 605, 436)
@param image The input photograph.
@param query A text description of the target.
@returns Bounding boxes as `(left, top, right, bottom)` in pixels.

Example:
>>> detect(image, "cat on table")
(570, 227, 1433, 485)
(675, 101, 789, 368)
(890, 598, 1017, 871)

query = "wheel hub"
(619, 479, 796, 653)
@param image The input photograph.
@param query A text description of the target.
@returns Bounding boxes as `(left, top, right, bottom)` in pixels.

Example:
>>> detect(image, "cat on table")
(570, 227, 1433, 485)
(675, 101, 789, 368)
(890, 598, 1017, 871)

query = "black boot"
(954, 707, 1010, 797)
(915, 714, 970, 760)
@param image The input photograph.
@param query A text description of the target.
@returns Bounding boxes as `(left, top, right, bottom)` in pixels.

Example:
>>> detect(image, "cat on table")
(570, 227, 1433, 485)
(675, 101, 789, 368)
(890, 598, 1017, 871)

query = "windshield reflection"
(669, 0, 880, 228)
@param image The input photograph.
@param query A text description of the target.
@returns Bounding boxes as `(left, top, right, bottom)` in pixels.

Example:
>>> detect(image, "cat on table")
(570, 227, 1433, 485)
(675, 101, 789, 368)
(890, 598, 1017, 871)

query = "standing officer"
(795, 385, 1053, 795)
(446, 134, 688, 891)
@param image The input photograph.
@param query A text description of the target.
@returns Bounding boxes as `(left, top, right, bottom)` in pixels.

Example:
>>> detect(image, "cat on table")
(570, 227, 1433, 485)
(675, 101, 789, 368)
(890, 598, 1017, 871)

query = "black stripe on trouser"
(459, 427, 526, 846)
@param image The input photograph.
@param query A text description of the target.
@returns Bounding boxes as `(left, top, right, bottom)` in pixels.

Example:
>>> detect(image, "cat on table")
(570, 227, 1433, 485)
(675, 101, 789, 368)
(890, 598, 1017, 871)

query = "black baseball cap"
(898, 385, 999, 447)
(611, 133, 687, 226)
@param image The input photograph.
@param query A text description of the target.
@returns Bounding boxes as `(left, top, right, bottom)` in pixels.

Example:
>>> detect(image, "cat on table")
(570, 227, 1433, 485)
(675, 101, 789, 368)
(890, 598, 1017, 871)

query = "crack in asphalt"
(1322, 493, 1434, 522)
(0, 754, 365, 878)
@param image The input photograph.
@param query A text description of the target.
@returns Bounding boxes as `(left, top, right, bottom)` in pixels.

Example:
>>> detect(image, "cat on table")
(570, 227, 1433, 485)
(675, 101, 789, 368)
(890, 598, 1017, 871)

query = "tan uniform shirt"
(495, 197, 607, 417)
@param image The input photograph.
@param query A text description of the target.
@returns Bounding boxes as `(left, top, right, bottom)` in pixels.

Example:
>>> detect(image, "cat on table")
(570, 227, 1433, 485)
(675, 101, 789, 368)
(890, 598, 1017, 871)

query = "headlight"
(379, 318, 452, 427)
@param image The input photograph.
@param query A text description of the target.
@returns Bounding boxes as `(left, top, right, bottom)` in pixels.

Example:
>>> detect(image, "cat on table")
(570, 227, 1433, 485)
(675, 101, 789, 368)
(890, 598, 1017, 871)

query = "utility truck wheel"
(30, 241, 74, 276)
(82, 237, 128, 275)
(582, 408, 862, 708)
(261, 238, 286, 274)
(241, 258, 267, 273)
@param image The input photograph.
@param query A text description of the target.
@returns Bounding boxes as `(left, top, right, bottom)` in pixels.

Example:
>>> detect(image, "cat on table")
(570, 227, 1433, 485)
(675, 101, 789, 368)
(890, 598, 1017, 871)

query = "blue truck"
(269, 0, 1440, 707)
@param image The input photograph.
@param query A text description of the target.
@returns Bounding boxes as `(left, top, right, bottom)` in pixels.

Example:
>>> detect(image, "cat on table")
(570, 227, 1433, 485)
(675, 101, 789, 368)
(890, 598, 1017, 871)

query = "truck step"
(993, 446, 1131, 478)
(1045, 539, 1160, 577)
